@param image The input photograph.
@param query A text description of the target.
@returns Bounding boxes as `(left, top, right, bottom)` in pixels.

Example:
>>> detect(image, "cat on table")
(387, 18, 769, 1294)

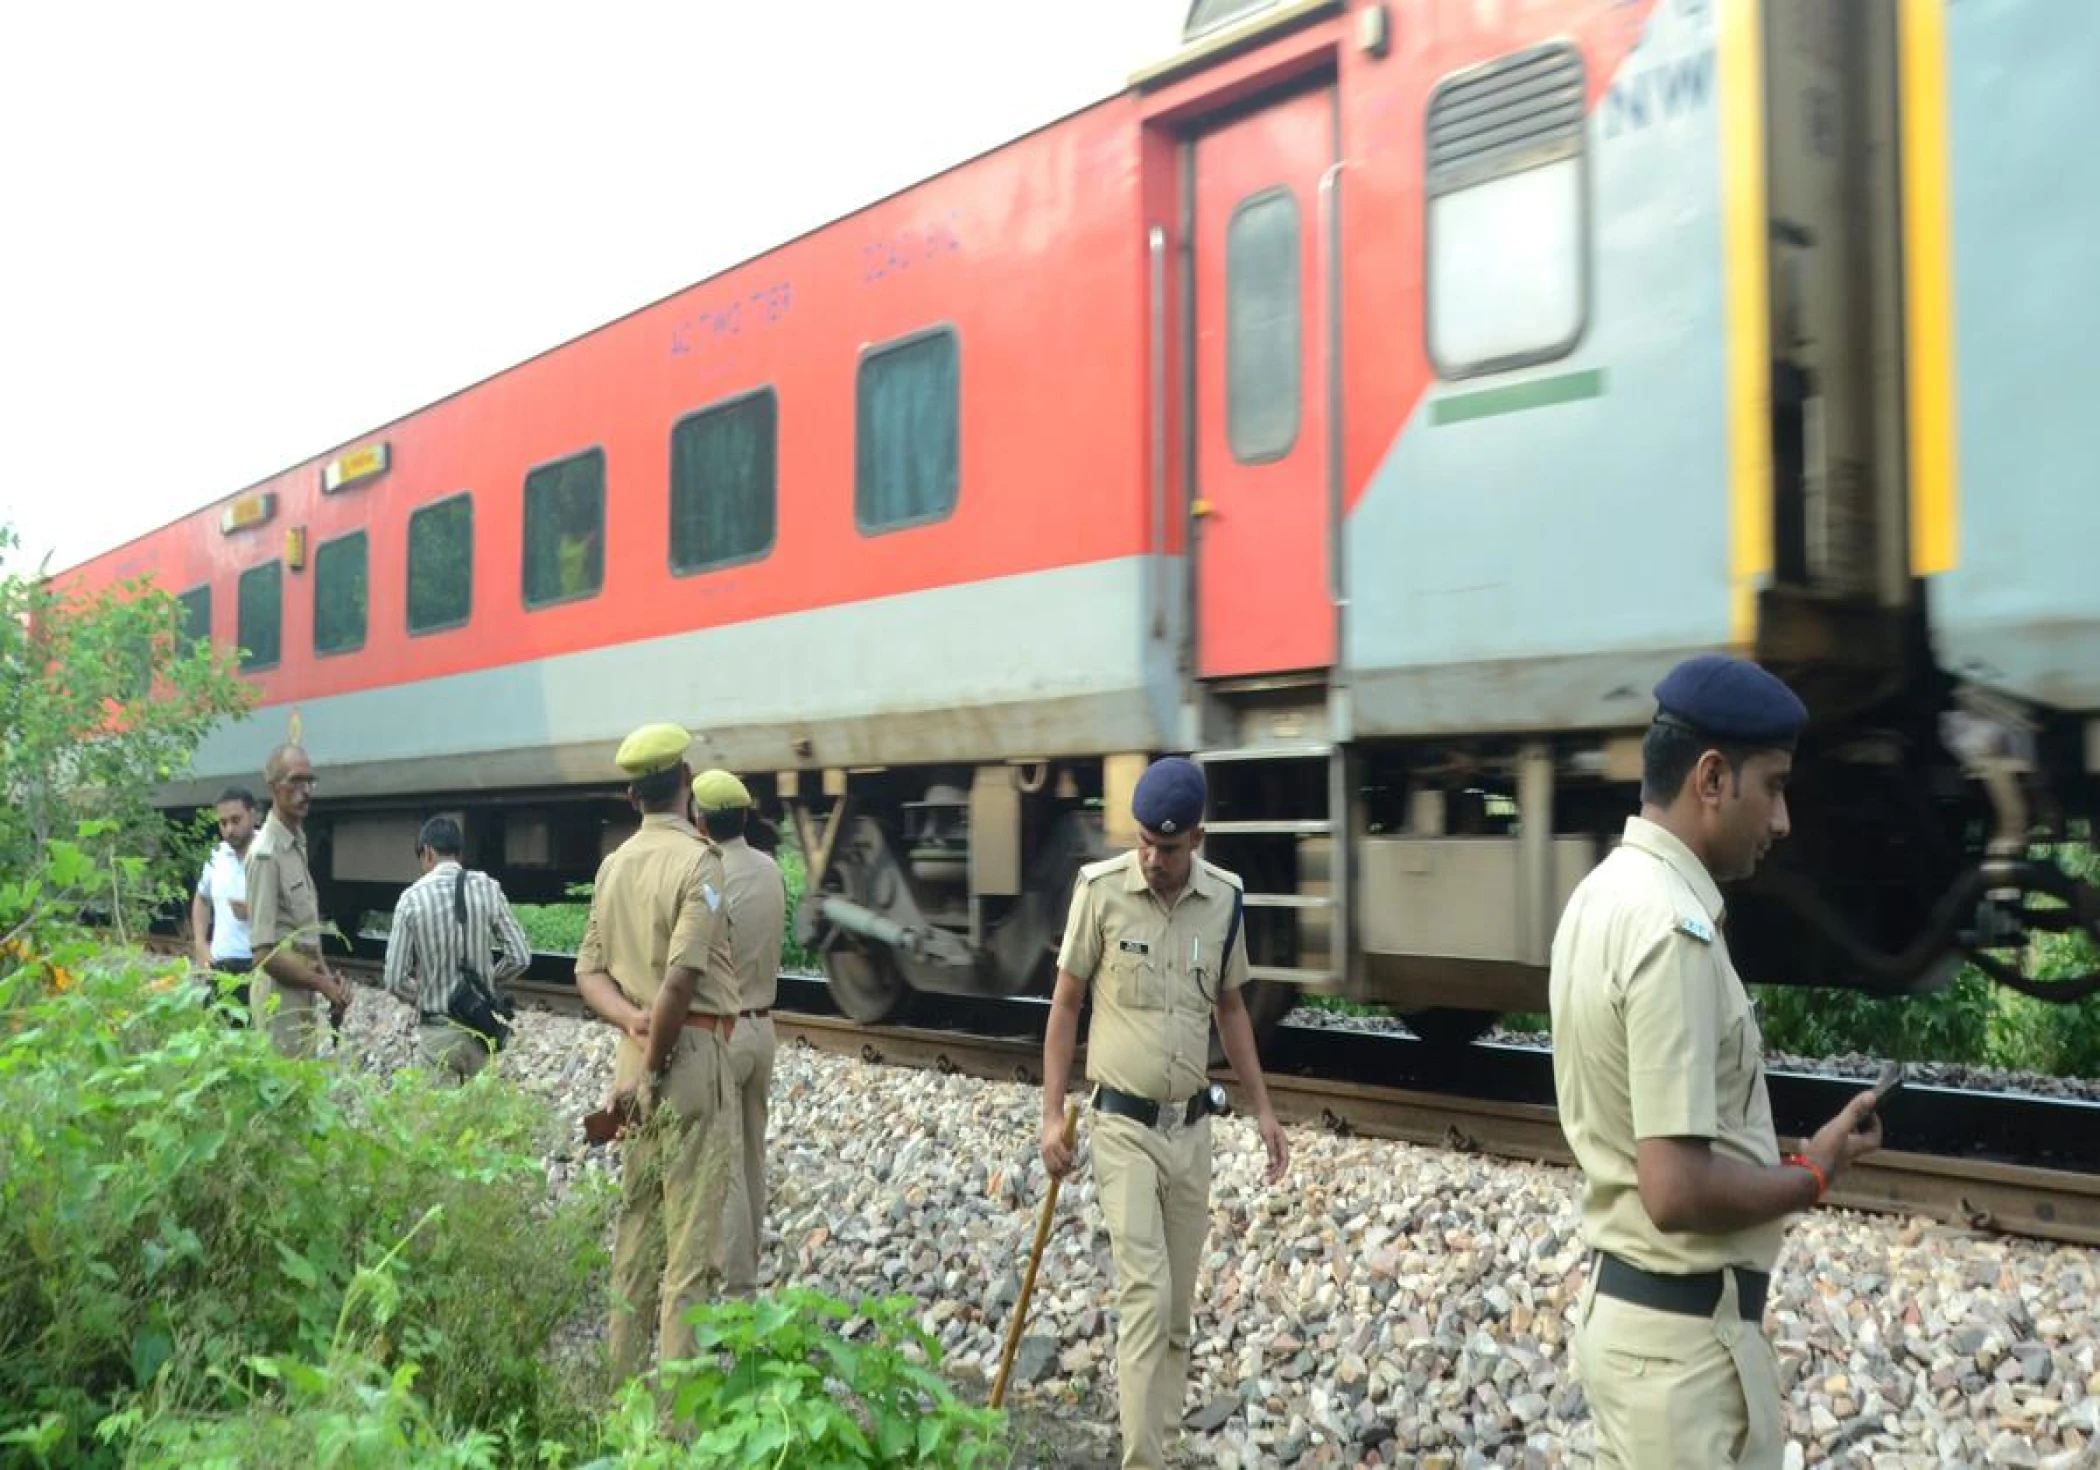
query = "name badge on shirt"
(1117, 939, 1149, 955)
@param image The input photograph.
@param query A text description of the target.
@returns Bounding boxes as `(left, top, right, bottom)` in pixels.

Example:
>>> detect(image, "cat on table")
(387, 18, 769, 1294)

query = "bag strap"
(1223, 888, 1244, 975)
(452, 866, 482, 991)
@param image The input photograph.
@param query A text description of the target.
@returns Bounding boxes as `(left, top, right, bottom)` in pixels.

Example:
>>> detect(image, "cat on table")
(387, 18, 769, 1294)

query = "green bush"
(615, 1290, 1008, 1469)
(0, 940, 609, 1464)
(1750, 844, 2100, 1076)
(514, 842, 821, 977)
(0, 525, 254, 939)
(1750, 972, 1998, 1064)
(514, 898, 592, 956)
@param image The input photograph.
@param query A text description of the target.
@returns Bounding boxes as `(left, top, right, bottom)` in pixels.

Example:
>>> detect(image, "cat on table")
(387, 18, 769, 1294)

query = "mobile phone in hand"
(1861, 1061, 1905, 1128)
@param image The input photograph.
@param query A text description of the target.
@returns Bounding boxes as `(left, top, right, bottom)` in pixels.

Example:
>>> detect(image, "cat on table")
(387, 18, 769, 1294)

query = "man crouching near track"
(1040, 756, 1289, 1470)
(1550, 655, 1886, 1467)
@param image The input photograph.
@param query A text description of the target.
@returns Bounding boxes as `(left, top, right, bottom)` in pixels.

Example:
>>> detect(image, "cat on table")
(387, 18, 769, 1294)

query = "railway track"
(153, 939, 2100, 1249)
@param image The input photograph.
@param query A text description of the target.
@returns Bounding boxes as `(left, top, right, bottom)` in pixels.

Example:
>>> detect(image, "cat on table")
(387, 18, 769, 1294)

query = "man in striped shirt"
(382, 815, 531, 1082)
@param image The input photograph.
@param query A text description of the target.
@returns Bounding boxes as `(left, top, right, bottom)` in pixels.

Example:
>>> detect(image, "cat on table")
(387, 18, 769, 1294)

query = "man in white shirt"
(191, 787, 259, 1014)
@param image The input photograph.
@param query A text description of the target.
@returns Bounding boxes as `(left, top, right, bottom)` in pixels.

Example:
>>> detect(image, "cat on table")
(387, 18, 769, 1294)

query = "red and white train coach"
(64, 0, 2100, 1036)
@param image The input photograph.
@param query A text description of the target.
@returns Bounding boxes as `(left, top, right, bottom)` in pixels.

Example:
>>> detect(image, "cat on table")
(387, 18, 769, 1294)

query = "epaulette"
(1077, 855, 1127, 884)
(1201, 859, 1245, 893)
(1675, 913, 1716, 944)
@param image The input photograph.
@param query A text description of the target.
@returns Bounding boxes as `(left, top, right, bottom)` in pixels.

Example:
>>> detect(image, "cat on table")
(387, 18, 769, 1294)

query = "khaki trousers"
(719, 1014, 776, 1294)
(1092, 1109, 1212, 1470)
(1574, 1265, 1784, 1469)
(252, 974, 325, 1059)
(415, 1021, 490, 1084)
(607, 1027, 738, 1383)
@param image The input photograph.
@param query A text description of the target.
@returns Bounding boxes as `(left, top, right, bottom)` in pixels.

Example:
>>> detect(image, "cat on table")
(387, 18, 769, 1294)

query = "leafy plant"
(0, 937, 610, 1463)
(516, 839, 821, 977)
(0, 524, 254, 940)
(611, 1289, 1008, 1469)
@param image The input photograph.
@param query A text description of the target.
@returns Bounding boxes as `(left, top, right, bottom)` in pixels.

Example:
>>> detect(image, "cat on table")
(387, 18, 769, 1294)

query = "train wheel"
(1210, 978, 1296, 1069)
(1399, 1007, 1500, 1047)
(823, 945, 910, 1024)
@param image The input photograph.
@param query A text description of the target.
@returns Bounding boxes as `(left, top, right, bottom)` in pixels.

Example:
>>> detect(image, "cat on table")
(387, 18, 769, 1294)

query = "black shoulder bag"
(448, 867, 516, 1052)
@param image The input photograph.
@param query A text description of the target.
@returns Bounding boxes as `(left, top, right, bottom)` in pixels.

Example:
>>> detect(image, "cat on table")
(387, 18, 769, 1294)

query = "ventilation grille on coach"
(1427, 45, 1586, 194)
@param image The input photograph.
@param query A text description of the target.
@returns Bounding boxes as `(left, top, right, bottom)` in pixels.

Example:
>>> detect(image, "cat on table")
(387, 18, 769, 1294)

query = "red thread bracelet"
(1784, 1152, 1828, 1202)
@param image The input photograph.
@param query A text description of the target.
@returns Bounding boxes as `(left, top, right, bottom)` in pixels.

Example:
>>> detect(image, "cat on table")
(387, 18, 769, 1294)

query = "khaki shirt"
(1549, 816, 1784, 1273)
(1057, 850, 1248, 1105)
(718, 836, 785, 1013)
(245, 810, 321, 956)
(576, 813, 737, 1020)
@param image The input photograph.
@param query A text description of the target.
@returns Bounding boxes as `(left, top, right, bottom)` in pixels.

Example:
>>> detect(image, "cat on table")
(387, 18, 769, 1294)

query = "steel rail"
(139, 940, 2100, 1247)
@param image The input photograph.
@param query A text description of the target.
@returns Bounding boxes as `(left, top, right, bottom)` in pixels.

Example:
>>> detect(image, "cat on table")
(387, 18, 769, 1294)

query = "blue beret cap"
(1132, 757, 1207, 836)
(1653, 654, 1808, 748)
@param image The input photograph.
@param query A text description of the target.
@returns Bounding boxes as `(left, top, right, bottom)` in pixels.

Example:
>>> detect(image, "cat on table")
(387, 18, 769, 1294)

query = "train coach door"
(1191, 82, 1336, 680)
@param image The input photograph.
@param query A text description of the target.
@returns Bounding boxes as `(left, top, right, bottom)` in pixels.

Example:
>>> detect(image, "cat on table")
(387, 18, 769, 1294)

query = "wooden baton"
(990, 1098, 1080, 1409)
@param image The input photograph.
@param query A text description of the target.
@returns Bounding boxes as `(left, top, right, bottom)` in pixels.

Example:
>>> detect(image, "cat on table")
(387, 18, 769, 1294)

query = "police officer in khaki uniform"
(574, 722, 741, 1382)
(1041, 757, 1289, 1470)
(244, 744, 351, 1057)
(1550, 656, 1885, 1467)
(691, 768, 785, 1296)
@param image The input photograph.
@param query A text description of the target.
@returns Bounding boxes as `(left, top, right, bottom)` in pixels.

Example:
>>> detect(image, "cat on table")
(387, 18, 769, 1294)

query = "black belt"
(1095, 1085, 1205, 1129)
(1594, 1251, 1770, 1321)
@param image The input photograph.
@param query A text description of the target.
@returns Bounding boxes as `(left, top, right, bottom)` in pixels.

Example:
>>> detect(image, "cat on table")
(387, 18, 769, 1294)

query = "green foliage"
(1750, 839, 2100, 1076)
(112, 1213, 522, 1469)
(1751, 973, 1996, 1063)
(515, 842, 820, 977)
(514, 901, 592, 956)
(1, 819, 1009, 1465)
(0, 935, 609, 1464)
(0, 523, 254, 938)
(601, 1290, 1007, 1469)
(772, 835, 820, 975)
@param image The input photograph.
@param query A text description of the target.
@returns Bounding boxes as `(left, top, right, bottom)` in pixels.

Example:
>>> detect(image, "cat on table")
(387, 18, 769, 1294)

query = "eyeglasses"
(275, 774, 319, 791)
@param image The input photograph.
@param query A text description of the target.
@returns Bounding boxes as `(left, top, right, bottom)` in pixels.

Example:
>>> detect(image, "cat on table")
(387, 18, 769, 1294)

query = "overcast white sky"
(0, 1, 1190, 575)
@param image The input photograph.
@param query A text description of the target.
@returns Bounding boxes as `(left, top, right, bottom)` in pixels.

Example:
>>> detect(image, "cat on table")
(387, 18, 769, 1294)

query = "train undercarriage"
(760, 670, 2100, 1048)
(288, 647, 2100, 1048)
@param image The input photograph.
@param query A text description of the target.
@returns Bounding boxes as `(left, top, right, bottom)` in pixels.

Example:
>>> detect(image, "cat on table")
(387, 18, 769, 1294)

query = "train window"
(313, 530, 368, 656)
(176, 585, 211, 648)
(855, 327, 959, 534)
(407, 493, 473, 635)
(236, 561, 281, 672)
(523, 448, 606, 607)
(1226, 188, 1302, 465)
(670, 390, 776, 574)
(1425, 44, 1588, 379)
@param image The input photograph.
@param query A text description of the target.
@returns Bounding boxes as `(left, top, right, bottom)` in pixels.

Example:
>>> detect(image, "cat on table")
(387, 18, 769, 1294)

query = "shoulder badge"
(1077, 854, 1126, 884)
(702, 881, 723, 913)
(1676, 914, 1715, 944)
